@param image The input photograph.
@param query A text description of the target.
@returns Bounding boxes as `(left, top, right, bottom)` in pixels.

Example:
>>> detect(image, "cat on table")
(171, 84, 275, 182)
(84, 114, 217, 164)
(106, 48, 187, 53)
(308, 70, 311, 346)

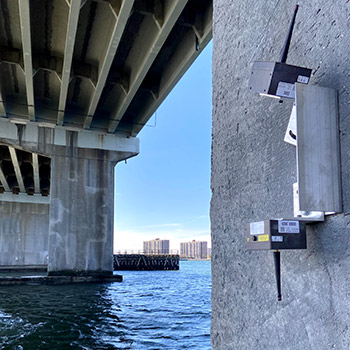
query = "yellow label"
(246, 237, 250, 242)
(258, 234, 269, 242)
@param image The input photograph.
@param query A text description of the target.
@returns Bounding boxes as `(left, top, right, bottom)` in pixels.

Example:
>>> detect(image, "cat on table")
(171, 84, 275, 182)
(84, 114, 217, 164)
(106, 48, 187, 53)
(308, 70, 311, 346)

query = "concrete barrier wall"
(0, 202, 49, 266)
(211, 1, 350, 349)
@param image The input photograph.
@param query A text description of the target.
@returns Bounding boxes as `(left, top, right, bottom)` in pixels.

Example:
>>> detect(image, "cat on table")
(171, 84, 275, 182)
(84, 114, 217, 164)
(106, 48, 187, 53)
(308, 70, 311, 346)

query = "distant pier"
(114, 251, 179, 271)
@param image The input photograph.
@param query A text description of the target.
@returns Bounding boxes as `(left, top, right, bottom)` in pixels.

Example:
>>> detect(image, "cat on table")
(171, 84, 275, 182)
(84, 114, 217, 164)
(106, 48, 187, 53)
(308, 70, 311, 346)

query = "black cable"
(273, 250, 282, 301)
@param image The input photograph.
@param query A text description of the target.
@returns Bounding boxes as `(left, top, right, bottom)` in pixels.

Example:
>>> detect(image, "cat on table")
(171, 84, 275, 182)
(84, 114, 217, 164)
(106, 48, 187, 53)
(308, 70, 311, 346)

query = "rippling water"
(0, 260, 211, 349)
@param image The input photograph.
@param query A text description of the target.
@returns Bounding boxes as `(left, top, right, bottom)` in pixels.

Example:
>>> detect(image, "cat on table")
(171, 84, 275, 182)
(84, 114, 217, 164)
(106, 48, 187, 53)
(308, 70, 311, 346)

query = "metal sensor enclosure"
(249, 62, 312, 99)
(249, 5, 312, 99)
(246, 219, 307, 250)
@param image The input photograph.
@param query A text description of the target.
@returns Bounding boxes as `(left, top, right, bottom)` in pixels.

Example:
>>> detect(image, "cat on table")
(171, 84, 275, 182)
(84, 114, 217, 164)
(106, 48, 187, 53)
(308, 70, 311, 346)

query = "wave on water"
(0, 261, 211, 350)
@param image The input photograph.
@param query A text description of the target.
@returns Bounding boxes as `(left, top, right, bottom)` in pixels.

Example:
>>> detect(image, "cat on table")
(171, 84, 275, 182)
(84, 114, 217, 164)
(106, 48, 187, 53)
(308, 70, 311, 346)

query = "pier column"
(48, 145, 130, 276)
(0, 201, 49, 266)
(0, 121, 139, 276)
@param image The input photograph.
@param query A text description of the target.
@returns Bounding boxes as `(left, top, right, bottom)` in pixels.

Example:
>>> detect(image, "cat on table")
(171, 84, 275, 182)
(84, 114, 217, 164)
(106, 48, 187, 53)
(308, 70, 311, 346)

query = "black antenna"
(280, 5, 299, 63)
(273, 250, 282, 301)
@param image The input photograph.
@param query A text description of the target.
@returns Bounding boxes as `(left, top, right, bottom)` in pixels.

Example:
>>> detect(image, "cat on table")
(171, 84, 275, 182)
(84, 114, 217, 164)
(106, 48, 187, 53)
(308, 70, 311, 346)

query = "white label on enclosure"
(276, 82, 295, 98)
(278, 220, 300, 233)
(297, 75, 309, 84)
(284, 104, 297, 146)
(250, 221, 265, 235)
(272, 236, 283, 242)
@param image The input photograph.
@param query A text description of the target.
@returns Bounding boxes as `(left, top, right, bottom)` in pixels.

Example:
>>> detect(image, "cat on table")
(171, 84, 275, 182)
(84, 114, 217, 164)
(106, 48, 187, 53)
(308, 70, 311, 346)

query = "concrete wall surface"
(211, 1, 350, 349)
(0, 202, 49, 266)
(48, 145, 118, 276)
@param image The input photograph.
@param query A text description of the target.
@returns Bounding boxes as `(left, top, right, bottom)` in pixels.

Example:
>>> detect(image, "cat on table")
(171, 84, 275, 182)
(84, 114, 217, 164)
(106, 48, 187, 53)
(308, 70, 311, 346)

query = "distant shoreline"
(180, 258, 211, 261)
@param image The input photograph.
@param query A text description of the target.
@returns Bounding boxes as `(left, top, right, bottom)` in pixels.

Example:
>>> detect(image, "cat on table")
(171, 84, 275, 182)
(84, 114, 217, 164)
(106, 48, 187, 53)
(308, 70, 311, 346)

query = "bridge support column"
(0, 201, 49, 267)
(48, 147, 126, 276)
(0, 121, 139, 276)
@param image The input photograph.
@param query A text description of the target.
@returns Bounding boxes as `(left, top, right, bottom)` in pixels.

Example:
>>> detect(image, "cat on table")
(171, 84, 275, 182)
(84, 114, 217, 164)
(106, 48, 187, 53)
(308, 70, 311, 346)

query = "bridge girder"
(0, 0, 212, 136)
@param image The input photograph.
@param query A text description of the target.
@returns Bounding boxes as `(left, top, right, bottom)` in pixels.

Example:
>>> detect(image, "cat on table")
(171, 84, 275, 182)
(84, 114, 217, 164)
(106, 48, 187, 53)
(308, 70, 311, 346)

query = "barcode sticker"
(272, 236, 283, 242)
(278, 220, 300, 233)
(276, 82, 295, 98)
(297, 75, 309, 84)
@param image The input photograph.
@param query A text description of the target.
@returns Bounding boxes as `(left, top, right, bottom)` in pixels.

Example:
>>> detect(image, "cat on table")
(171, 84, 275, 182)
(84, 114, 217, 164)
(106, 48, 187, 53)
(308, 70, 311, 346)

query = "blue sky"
(114, 41, 212, 252)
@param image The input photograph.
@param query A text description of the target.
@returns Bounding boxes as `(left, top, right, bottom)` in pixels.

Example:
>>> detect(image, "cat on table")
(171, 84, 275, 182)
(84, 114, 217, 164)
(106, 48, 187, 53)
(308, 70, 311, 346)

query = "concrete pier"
(0, 202, 49, 266)
(48, 147, 120, 276)
(0, 122, 139, 277)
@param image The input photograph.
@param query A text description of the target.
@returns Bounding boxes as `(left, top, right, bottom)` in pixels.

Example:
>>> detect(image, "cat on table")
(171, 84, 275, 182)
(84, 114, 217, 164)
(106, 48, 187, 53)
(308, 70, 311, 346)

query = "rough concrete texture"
(211, 1, 350, 349)
(48, 132, 124, 275)
(0, 202, 49, 266)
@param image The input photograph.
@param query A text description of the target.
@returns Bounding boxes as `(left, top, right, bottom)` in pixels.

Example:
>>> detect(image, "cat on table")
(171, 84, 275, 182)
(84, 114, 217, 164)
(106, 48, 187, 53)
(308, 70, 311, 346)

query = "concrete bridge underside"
(0, 0, 212, 276)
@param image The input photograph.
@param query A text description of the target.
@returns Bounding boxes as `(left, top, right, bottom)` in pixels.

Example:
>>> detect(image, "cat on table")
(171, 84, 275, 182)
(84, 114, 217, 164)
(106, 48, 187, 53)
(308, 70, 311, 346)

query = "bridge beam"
(57, 0, 82, 126)
(0, 89, 6, 117)
(108, 0, 187, 133)
(9, 147, 25, 193)
(18, 0, 35, 121)
(32, 153, 40, 194)
(83, 0, 135, 130)
(131, 3, 213, 135)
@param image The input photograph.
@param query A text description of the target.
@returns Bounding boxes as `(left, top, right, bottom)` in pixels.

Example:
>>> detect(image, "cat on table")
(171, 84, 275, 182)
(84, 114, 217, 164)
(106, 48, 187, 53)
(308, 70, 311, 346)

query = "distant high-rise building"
(180, 240, 208, 259)
(143, 238, 170, 255)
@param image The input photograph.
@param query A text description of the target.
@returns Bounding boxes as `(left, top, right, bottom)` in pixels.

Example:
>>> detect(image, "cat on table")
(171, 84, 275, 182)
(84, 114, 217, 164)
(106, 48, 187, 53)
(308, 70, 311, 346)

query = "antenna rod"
(280, 5, 299, 63)
(273, 250, 282, 301)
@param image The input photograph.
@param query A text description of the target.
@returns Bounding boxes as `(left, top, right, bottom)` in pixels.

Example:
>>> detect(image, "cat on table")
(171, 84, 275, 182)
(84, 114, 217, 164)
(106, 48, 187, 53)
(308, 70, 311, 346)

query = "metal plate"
(296, 83, 342, 212)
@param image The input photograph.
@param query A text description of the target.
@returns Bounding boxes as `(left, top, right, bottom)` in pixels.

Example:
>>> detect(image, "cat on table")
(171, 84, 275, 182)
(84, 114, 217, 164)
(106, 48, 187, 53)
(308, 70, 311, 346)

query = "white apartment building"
(143, 238, 170, 255)
(180, 240, 208, 259)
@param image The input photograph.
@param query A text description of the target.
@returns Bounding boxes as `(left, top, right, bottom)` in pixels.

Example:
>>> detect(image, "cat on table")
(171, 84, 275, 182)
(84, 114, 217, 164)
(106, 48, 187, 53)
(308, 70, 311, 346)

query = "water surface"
(0, 260, 211, 349)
